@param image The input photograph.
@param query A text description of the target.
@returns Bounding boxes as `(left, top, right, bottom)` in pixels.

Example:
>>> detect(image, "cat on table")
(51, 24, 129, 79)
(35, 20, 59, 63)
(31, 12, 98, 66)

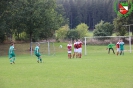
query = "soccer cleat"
(13, 61, 15, 64)
(37, 60, 39, 63)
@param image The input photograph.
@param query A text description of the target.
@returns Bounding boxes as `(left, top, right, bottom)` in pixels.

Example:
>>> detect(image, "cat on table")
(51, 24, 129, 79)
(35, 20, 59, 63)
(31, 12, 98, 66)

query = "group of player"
(8, 43, 42, 64)
(107, 39, 125, 55)
(67, 39, 83, 59)
(8, 39, 124, 64)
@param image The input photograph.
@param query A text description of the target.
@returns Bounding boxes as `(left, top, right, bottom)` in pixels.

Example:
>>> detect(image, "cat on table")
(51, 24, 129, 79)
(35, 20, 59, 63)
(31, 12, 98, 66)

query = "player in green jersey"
(8, 43, 16, 64)
(34, 43, 42, 63)
(119, 39, 124, 55)
(106, 42, 115, 54)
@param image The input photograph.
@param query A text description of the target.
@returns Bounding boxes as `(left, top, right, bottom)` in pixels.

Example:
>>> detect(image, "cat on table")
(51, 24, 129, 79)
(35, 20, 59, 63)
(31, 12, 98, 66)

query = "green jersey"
(9, 46, 15, 54)
(107, 44, 115, 48)
(34, 46, 39, 54)
(120, 42, 124, 50)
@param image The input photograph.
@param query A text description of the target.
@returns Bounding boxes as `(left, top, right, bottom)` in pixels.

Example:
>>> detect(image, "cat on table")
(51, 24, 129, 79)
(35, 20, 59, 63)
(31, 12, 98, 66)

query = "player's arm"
(112, 44, 115, 47)
(13, 47, 16, 50)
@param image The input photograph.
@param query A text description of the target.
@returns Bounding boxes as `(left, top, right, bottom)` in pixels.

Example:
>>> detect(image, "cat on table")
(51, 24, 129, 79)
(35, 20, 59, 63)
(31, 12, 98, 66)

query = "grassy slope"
(0, 43, 133, 88)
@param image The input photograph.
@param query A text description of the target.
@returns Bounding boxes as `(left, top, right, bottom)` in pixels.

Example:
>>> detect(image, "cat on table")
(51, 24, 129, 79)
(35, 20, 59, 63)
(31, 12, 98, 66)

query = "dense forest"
(56, 0, 117, 29)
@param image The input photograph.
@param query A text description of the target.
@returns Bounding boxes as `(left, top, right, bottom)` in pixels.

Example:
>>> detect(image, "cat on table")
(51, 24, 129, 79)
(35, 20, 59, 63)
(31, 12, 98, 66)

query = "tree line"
(0, 0, 133, 43)
(56, 0, 117, 29)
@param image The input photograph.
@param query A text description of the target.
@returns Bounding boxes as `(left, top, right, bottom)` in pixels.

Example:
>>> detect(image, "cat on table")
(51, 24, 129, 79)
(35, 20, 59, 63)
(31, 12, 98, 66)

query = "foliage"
(66, 29, 80, 40)
(55, 24, 69, 40)
(0, 0, 64, 42)
(0, 29, 5, 43)
(113, 17, 128, 36)
(75, 23, 89, 38)
(93, 20, 114, 36)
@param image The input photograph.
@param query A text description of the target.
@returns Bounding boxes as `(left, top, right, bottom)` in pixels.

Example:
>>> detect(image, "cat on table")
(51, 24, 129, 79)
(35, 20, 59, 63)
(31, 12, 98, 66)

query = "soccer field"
(0, 43, 133, 88)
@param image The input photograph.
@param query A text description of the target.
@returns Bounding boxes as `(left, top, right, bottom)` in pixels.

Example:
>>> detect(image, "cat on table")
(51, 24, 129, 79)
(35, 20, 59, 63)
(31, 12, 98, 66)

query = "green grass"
(0, 43, 133, 88)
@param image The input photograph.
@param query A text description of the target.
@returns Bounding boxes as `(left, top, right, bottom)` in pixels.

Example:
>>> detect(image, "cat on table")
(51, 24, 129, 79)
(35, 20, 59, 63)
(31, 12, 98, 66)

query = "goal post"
(84, 36, 132, 55)
(30, 41, 55, 56)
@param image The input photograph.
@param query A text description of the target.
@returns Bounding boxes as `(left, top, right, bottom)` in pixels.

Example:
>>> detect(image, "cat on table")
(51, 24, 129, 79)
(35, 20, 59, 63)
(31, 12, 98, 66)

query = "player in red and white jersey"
(77, 39, 83, 58)
(73, 40, 78, 58)
(67, 41, 72, 59)
(116, 39, 120, 55)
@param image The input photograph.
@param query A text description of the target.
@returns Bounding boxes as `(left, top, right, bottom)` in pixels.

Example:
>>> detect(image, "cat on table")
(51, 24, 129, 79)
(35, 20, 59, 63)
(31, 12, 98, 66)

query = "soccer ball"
(59, 45, 62, 48)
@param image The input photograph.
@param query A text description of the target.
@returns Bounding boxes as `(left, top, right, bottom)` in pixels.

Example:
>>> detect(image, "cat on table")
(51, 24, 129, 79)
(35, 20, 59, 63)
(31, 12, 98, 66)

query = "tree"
(66, 30, 80, 40)
(93, 20, 114, 36)
(56, 0, 116, 29)
(55, 24, 69, 40)
(113, 17, 128, 36)
(75, 23, 89, 38)
(0, 0, 14, 42)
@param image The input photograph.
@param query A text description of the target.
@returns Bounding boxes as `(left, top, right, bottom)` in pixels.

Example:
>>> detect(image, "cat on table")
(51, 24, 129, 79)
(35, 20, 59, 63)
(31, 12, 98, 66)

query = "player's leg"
(39, 56, 42, 63)
(9, 54, 13, 64)
(73, 49, 77, 58)
(111, 48, 115, 54)
(73, 52, 75, 58)
(76, 52, 78, 58)
(120, 49, 122, 55)
(116, 48, 119, 55)
(80, 48, 82, 58)
(121, 49, 124, 55)
(12, 54, 16, 64)
(36, 54, 40, 63)
(38, 53, 42, 63)
(108, 48, 111, 54)
(122, 50, 124, 55)
(77, 49, 80, 58)
(9, 58, 13, 64)
(68, 51, 70, 59)
(75, 49, 78, 58)
(70, 53, 72, 59)
(79, 48, 82, 58)
(68, 53, 71, 59)
(68, 51, 71, 59)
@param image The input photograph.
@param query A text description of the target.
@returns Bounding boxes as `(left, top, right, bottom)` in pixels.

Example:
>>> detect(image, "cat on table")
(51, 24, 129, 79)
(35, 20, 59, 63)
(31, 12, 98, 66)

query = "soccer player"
(8, 43, 16, 64)
(73, 40, 78, 58)
(77, 39, 83, 58)
(119, 39, 124, 55)
(116, 39, 120, 55)
(67, 41, 72, 59)
(107, 42, 115, 54)
(34, 43, 42, 63)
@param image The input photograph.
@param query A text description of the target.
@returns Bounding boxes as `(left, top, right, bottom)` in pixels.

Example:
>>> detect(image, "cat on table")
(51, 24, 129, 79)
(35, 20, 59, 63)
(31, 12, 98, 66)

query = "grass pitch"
(0, 43, 133, 88)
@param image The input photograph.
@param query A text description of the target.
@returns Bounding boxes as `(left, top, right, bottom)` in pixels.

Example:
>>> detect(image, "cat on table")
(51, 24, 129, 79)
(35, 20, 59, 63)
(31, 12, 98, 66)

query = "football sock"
(13, 57, 15, 62)
(10, 58, 13, 64)
(40, 58, 42, 62)
(73, 54, 75, 58)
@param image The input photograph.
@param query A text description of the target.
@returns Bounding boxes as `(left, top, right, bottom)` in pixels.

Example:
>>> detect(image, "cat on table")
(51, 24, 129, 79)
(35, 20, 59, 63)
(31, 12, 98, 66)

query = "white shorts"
(117, 48, 120, 52)
(68, 51, 72, 54)
(74, 49, 78, 52)
(78, 48, 82, 53)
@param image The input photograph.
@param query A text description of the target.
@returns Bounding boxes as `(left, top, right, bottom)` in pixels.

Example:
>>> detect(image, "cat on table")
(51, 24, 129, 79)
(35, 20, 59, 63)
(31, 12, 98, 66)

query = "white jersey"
(67, 44, 72, 53)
